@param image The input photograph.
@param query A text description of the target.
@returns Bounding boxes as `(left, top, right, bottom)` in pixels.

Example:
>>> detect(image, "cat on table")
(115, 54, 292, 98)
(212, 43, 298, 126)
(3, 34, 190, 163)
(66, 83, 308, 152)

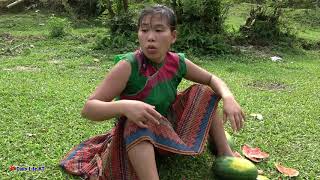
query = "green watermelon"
(208, 131, 234, 155)
(213, 156, 258, 180)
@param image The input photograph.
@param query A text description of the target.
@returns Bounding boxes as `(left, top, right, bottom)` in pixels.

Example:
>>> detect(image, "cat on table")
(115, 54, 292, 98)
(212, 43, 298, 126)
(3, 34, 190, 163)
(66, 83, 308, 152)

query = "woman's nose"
(147, 31, 155, 42)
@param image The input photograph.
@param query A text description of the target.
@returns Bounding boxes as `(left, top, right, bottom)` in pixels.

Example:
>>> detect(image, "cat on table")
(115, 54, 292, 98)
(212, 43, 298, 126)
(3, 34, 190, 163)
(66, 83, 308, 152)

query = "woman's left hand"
(222, 96, 245, 132)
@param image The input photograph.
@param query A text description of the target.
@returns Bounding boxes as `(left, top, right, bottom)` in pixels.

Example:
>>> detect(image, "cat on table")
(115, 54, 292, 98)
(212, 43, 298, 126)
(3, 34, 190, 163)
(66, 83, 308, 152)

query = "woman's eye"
(155, 29, 164, 32)
(141, 29, 148, 32)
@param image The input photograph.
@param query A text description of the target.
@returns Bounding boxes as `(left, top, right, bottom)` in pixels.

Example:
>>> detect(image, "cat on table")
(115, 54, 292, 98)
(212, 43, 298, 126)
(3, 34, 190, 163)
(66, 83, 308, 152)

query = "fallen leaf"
(271, 56, 282, 62)
(26, 133, 36, 137)
(242, 144, 269, 162)
(244, 155, 262, 162)
(275, 163, 299, 177)
(256, 114, 263, 120)
(250, 113, 257, 117)
(40, 128, 48, 132)
(250, 113, 263, 120)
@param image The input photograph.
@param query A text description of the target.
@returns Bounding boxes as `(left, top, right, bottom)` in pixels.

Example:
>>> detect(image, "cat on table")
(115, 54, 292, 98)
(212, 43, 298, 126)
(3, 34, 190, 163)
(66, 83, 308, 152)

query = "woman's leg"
(209, 110, 234, 157)
(128, 141, 159, 180)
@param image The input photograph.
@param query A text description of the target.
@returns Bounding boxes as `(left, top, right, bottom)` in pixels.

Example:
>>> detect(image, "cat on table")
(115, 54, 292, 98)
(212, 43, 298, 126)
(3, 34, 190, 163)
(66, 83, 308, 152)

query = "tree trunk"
(106, 0, 115, 17)
(123, 0, 128, 12)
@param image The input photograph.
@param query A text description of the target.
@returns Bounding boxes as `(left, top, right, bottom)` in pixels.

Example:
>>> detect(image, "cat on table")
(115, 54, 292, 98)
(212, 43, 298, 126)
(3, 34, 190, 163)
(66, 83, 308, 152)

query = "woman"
(60, 5, 245, 180)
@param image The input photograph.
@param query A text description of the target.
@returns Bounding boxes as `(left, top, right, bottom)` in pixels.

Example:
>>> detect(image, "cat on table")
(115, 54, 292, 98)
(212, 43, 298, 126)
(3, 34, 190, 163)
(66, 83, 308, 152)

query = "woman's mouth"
(146, 45, 157, 54)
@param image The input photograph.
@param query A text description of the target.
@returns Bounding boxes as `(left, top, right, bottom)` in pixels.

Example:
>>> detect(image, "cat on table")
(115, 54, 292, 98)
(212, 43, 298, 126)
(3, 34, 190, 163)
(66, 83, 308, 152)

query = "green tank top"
(115, 50, 187, 116)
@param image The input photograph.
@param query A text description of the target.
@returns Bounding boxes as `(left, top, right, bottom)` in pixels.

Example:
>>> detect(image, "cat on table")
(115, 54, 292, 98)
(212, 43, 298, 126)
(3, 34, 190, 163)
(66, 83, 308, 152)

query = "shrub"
(239, 5, 294, 46)
(168, 0, 230, 55)
(171, 0, 225, 34)
(36, 0, 105, 18)
(47, 16, 71, 38)
(94, 33, 138, 52)
(174, 24, 233, 55)
(109, 12, 137, 35)
(67, 0, 106, 18)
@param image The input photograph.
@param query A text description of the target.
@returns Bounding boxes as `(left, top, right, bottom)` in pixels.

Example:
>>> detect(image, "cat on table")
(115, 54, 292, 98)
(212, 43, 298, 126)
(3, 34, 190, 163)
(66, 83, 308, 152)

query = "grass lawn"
(1, 6, 320, 180)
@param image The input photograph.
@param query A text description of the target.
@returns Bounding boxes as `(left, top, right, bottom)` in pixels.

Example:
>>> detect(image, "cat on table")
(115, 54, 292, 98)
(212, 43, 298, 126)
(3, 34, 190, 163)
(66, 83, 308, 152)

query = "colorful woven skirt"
(60, 84, 221, 180)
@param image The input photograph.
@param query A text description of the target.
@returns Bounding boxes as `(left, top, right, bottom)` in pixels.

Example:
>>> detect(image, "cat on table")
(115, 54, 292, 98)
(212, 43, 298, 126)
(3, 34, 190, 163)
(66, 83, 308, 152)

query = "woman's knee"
(198, 84, 214, 94)
(129, 140, 154, 152)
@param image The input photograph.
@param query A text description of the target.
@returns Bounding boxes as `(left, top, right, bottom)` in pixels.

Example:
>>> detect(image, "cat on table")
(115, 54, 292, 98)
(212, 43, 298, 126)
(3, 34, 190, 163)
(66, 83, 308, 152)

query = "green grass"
(1, 7, 320, 180)
(224, 3, 254, 32)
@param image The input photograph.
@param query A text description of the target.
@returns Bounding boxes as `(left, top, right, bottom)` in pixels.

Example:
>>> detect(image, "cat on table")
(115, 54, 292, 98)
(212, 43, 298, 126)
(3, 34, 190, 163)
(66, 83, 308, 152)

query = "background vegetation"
(0, 0, 319, 179)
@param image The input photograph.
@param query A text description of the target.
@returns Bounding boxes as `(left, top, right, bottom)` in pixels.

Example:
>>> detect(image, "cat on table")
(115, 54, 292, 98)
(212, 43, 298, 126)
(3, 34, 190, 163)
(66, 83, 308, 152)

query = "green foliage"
(94, 32, 138, 52)
(299, 38, 320, 50)
(289, 9, 320, 28)
(38, 0, 67, 12)
(233, 0, 318, 9)
(47, 16, 71, 38)
(175, 0, 225, 34)
(239, 5, 294, 46)
(167, 0, 229, 55)
(174, 23, 234, 55)
(67, 0, 106, 18)
(37, 0, 106, 18)
(109, 12, 137, 35)
(280, 0, 317, 9)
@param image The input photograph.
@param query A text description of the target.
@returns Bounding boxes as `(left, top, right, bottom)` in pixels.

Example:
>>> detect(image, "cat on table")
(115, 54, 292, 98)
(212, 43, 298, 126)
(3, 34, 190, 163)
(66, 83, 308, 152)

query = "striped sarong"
(60, 84, 220, 179)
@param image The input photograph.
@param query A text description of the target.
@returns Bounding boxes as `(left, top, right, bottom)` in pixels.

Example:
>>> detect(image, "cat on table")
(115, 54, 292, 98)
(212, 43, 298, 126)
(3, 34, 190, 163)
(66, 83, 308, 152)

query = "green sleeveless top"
(115, 50, 187, 117)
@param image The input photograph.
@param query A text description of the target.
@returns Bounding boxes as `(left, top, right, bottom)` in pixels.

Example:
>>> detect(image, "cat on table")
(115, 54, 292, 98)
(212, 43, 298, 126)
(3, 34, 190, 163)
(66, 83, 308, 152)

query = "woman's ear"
(171, 30, 177, 44)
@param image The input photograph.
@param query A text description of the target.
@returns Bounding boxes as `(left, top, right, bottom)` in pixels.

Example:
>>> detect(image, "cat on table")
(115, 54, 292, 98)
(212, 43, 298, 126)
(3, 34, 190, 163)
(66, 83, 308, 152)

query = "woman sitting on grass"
(60, 4, 245, 180)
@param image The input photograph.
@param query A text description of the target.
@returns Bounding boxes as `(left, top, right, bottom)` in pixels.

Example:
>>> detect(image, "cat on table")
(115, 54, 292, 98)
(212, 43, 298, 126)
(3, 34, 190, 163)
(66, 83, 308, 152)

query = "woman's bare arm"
(81, 60, 131, 121)
(184, 59, 245, 131)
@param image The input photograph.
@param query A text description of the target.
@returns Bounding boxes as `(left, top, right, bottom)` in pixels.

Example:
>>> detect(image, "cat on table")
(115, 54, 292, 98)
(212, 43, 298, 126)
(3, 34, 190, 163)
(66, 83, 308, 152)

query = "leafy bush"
(109, 12, 137, 35)
(37, 0, 105, 18)
(280, 0, 317, 9)
(47, 16, 71, 38)
(239, 6, 294, 46)
(166, 0, 231, 55)
(38, 0, 67, 12)
(94, 33, 138, 52)
(299, 39, 320, 50)
(67, 0, 106, 18)
(174, 23, 233, 55)
(172, 0, 225, 34)
(233, 0, 317, 8)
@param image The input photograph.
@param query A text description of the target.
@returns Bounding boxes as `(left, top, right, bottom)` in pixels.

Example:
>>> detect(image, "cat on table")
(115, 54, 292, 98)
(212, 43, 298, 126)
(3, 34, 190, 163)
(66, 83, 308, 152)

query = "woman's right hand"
(120, 100, 162, 128)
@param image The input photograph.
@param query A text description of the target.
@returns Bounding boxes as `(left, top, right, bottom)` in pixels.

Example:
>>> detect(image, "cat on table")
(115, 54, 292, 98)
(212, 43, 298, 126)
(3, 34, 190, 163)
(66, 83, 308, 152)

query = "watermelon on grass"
(213, 156, 258, 180)
(256, 175, 270, 180)
(242, 144, 269, 162)
(275, 163, 299, 177)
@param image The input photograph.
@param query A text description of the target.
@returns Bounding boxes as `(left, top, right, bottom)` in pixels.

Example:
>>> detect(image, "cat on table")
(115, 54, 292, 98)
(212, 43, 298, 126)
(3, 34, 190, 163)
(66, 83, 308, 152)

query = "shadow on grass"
(157, 149, 216, 180)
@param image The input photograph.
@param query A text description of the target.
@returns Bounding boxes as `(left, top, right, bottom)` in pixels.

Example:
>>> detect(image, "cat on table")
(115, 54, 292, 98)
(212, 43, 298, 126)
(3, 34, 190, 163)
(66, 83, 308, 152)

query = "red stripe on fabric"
(120, 52, 179, 101)
(124, 85, 221, 156)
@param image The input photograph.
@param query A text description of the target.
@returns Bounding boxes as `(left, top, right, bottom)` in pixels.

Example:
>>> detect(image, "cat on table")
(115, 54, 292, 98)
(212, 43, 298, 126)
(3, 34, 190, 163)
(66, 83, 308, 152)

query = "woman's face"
(138, 14, 176, 63)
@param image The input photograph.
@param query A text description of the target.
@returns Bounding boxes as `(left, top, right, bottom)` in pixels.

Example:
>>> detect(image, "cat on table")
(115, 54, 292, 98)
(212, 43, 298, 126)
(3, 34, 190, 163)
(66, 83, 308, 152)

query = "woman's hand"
(222, 96, 245, 132)
(121, 100, 162, 128)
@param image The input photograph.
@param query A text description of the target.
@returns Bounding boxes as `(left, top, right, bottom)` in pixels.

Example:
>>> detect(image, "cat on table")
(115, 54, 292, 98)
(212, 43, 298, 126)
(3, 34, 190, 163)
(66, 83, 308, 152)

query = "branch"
(7, 0, 25, 8)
